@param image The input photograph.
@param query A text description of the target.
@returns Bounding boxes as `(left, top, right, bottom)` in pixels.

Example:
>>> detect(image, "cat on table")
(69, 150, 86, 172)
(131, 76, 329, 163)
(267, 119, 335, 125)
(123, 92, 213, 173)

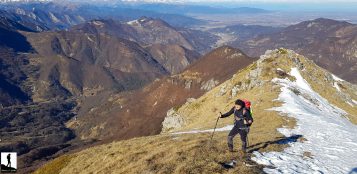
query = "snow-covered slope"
(172, 125, 233, 135)
(252, 67, 357, 174)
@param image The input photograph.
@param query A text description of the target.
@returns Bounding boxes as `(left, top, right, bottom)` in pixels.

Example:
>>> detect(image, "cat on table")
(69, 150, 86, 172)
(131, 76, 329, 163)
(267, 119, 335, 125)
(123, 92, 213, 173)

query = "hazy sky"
(122, 0, 357, 7)
(163, 0, 357, 11)
(75, 0, 357, 12)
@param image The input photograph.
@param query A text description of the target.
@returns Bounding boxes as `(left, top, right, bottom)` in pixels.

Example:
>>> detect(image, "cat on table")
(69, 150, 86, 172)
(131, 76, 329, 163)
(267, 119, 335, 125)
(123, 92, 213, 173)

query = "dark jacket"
(221, 107, 253, 128)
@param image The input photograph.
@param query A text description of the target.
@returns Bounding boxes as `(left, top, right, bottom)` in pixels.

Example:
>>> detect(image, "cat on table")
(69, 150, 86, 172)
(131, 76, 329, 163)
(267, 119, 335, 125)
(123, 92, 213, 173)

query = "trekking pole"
(210, 113, 221, 141)
(246, 127, 250, 148)
(247, 134, 249, 147)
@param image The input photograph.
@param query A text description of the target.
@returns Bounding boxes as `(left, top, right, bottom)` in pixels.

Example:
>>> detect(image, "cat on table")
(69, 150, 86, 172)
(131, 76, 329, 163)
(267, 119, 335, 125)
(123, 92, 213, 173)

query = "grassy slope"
(34, 48, 357, 174)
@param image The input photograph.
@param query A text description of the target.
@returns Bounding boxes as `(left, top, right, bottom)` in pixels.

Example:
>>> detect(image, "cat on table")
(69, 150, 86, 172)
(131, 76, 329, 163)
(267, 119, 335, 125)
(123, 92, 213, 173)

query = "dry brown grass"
(35, 131, 288, 174)
(33, 154, 77, 174)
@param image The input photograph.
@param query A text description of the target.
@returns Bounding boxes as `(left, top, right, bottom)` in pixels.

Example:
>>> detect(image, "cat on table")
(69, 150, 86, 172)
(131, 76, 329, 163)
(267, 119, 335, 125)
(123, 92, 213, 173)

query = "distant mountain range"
(0, 2, 206, 29)
(234, 18, 357, 83)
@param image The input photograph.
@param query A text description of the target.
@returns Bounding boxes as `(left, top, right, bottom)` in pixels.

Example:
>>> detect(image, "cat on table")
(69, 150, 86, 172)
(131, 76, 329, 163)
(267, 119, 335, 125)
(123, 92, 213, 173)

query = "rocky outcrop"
(161, 108, 186, 133)
(201, 78, 219, 91)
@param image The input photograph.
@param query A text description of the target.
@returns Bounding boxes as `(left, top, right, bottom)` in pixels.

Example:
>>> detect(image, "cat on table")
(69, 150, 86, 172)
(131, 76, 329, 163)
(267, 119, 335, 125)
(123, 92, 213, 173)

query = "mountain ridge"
(235, 18, 357, 83)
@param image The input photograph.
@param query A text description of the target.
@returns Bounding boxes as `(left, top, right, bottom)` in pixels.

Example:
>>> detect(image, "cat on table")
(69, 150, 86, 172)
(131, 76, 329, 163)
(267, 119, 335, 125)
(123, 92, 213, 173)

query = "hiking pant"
(227, 125, 249, 151)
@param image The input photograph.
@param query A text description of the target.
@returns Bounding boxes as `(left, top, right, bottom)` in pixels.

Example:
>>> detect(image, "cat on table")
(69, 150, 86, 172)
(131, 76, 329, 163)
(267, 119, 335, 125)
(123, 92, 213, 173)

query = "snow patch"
(86, 34, 94, 42)
(49, 12, 60, 23)
(331, 74, 344, 82)
(346, 101, 354, 107)
(15, 8, 26, 15)
(127, 19, 139, 25)
(171, 125, 233, 135)
(92, 20, 104, 27)
(252, 67, 357, 174)
(352, 99, 357, 105)
(307, 22, 316, 28)
(333, 82, 341, 92)
(290, 68, 312, 92)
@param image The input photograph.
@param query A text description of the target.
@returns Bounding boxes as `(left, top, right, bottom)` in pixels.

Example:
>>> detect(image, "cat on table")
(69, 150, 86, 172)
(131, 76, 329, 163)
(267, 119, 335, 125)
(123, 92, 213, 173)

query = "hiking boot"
(242, 143, 247, 152)
(228, 142, 234, 152)
(227, 160, 237, 167)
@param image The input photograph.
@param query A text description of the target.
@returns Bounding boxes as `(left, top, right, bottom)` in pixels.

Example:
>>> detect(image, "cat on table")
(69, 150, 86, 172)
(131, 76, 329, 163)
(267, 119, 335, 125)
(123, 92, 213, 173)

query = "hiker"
(219, 99, 253, 152)
(6, 153, 11, 168)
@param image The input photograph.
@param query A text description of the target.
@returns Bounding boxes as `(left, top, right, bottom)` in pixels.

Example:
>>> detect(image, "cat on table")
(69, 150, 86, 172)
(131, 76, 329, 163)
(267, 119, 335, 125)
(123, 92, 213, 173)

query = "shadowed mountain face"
(0, 52, 31, 106)
(235, 18, 357, 83)
(68, 46, 255, 142)
(0, 17, 33, 107)
(0, 17, 33, 52)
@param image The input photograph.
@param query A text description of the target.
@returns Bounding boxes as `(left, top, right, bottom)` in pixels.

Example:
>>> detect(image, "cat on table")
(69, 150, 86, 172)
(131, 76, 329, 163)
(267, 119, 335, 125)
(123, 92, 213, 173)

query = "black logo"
(1, 152, 17, 173)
